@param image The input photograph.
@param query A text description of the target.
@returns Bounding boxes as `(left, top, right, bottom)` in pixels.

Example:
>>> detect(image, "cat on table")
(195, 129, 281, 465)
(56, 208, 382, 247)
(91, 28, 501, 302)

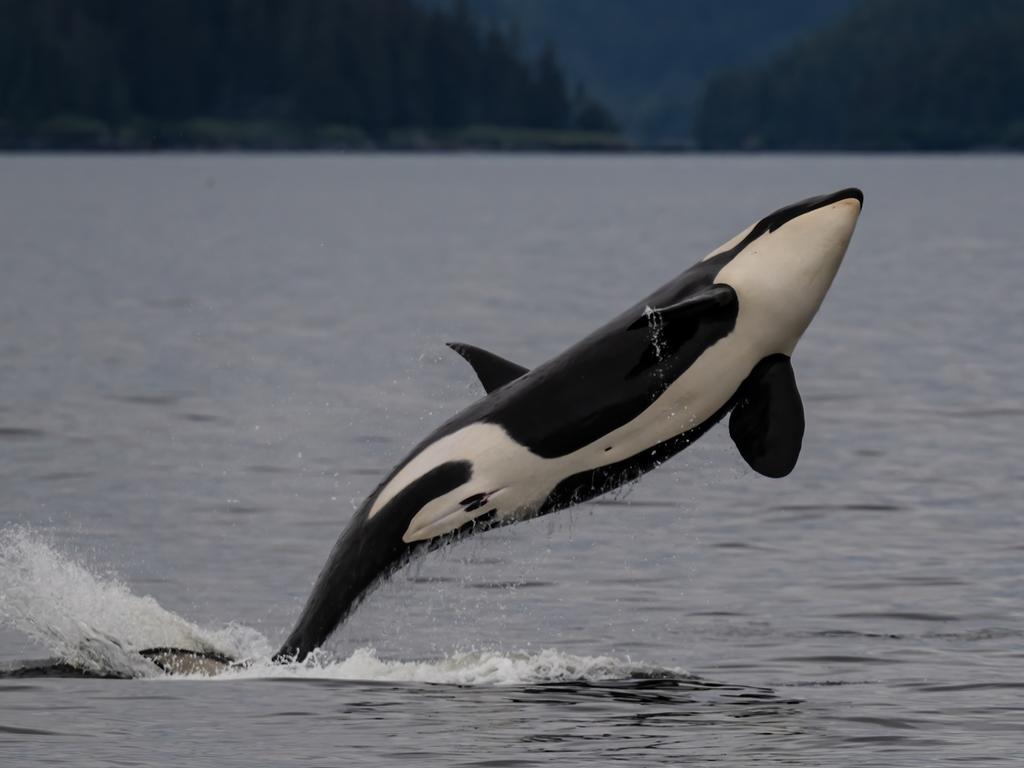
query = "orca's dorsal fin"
(729, 354, 805, 478)
(629, 283, 737, 331)
(446, 342, 529, 393)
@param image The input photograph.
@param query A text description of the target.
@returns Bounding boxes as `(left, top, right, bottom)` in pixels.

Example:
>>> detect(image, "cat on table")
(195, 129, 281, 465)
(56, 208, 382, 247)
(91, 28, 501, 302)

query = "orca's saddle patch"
(729, 354, 804, 478)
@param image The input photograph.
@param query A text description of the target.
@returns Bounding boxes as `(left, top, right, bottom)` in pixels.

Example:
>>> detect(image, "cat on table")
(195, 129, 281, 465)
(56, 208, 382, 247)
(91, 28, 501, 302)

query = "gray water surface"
(1, 154, 1022, 766)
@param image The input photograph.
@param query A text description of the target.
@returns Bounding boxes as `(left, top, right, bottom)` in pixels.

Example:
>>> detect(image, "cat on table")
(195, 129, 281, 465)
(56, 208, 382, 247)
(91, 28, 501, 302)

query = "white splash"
(201, 645, 677, 686)
(1, 526, 684, 686)
(0, 526, 263, 676)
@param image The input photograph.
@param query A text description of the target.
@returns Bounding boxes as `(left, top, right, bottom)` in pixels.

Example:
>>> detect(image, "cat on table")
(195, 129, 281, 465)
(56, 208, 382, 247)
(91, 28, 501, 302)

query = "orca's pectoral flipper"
(728, 354, 805, 478)
(629, 283, 737, 331)
(447, 342, 529, 393)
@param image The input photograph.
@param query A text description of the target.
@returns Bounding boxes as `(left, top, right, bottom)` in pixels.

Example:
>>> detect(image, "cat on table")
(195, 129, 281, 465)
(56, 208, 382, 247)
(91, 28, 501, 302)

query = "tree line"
(696, 0, 1024, 151)
(0, 0, 619, 149)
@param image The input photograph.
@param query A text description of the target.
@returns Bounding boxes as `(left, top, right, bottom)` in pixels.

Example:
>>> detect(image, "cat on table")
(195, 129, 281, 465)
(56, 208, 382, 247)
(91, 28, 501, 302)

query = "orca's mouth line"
(703, 186, 863, 265)
(764, 187, 863, 233)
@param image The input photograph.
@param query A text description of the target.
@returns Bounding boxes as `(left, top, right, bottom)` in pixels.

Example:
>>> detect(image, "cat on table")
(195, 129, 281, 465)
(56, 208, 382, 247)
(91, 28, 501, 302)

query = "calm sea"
(1, 154, 1021, 766)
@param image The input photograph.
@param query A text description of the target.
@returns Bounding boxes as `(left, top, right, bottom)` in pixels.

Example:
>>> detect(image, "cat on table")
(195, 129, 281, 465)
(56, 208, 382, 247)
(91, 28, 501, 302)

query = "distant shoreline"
(3, 118, 1022, 154)
(3, 147, 1022, 155)
(0, 119, 627, 153)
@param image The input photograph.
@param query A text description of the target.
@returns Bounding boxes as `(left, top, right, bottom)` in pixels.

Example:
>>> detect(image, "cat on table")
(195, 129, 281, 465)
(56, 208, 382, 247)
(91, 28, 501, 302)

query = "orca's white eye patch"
(403, 487, 507, 543)
(370, 461, 472, 530)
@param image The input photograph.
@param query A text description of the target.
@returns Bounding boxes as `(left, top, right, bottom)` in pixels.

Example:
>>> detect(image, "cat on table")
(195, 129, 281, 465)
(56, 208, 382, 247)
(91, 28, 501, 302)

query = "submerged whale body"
(274, 188, 864, 663)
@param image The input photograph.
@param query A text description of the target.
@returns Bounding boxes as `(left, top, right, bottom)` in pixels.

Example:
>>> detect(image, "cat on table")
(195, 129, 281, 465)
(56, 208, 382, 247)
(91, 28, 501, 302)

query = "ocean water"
(1, 154, 1021, 766)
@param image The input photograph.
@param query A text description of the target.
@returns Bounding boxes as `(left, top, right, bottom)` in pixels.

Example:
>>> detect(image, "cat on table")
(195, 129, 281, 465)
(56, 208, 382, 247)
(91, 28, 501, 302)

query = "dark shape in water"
(139, 647, 235, 676)
(0, 649, 236, 679)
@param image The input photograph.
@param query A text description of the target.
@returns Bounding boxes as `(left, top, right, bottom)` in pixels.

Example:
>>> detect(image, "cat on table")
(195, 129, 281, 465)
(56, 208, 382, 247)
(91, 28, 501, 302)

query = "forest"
(695, 0, 1024, 150)
(0, 0, 619, 150)
(418, 0, 855, 147)
(4, 0, 1022, 152)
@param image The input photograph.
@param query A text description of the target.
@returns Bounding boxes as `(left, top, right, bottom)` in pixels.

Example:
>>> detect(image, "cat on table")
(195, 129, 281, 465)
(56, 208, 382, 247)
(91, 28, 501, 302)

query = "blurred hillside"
(0, 0, 619, 150)
(697, 0, 1024, 150)
(419, 0, 855, 146)
(3, 0, 1021, 151)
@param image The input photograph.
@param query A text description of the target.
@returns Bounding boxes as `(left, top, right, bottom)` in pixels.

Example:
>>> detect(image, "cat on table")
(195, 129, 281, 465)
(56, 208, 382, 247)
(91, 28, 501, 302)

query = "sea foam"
(1, 526, 682, 685)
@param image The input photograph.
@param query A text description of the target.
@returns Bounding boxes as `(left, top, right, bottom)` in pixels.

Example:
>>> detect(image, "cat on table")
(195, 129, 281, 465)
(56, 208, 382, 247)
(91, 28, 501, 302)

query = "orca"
(274, 188, 863, 662)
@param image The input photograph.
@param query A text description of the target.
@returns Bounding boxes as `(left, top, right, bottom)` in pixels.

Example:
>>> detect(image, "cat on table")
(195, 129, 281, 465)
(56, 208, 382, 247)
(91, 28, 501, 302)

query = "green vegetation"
(453, 125, 625, 151)
(419, 0, 855, 147)
(5, 0, 1020, 152)
(0, 0, 617, 150)
(696, 0, 1024, 150)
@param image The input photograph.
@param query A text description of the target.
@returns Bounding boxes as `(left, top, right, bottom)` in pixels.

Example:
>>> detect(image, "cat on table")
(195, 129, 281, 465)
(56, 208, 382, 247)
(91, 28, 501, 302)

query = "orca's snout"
(832, 187, 863, 207)
(761, 187, 863, 234)
(802, 187, 863, 217)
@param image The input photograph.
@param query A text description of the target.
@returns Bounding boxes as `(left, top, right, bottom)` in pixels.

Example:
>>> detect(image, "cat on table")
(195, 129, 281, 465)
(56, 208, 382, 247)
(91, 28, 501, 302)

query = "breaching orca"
(273, 188, 863, 662)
